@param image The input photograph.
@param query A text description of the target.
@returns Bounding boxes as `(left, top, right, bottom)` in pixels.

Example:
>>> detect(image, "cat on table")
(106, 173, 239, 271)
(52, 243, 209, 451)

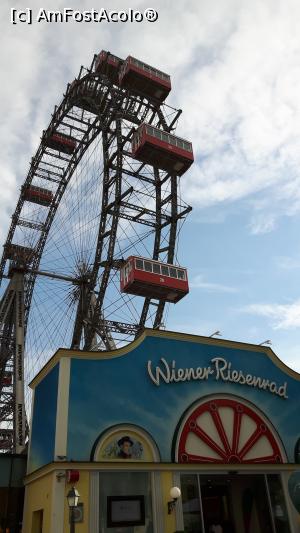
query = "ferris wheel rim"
(0, 55, 186, 353)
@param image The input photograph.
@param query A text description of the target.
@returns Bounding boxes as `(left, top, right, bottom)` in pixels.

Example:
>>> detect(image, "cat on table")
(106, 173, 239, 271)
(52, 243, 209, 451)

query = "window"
(144, 261, 152, 272)
(99, 472, 154, 533)
(152, 263, 161, 274)
(135, 259, 144, 270)
(31, 510, 43, 533)
(177, 269, 186, 280)
(267, 475, 291, 533)
(146, 126, 154, 136)
(162, 133, 169, 143)
(161, 265, 169, 276)
(169, 267, 177, 278)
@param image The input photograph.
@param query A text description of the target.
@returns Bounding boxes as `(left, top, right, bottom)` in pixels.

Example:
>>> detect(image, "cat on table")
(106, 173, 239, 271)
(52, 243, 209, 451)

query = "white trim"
(54, 357, 70, 459)
(152, 472, 163, 533)
(50, 471, 65, 533)
(26, 388, 35, 474)
(89, 471, 99, 533)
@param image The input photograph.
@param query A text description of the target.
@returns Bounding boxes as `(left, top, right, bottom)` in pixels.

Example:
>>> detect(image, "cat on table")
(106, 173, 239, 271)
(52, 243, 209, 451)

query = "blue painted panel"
(28, 364, 59, 472)
(67, 336, 300, 463)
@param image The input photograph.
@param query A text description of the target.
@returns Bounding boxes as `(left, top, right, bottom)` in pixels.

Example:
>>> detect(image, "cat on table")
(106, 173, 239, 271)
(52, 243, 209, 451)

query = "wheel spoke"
(191, 423, 228, 460)
(232, 406, 243, 455)
(210, 405, 231, 455)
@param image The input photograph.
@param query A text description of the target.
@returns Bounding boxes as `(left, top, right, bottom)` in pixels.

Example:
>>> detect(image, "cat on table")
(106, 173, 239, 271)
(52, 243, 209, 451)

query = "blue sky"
(2, 0, 300, 376)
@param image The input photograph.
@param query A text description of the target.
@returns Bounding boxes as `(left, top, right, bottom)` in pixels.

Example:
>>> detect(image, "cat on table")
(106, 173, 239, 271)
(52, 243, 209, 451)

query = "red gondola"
(119, 56, 171, 102)
(132, 123, 194, 176)
(0, 429, 12, 449)
(3, 372, 12, 386)
(44, 132, 76, 155)
(69, 79, 102, 113)
(120, 256, 189, 303)
(23, 185, 53, 207)
(95, 50, 123, 84)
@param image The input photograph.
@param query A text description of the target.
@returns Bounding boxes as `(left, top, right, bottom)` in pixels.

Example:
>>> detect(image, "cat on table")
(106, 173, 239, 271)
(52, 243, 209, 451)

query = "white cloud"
(248, 213, 276, 235)
(242, 300, 300, 330)
(175, 0, 300, 231)
(276, 256, 300, 271)
(1, 0, 300, 240)
(190, 274, 238, 293)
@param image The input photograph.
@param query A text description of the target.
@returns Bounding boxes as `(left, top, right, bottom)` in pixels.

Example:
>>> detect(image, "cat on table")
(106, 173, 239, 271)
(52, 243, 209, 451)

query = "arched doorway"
(174, 395, 286, 464)
(173, 396, 290, 533)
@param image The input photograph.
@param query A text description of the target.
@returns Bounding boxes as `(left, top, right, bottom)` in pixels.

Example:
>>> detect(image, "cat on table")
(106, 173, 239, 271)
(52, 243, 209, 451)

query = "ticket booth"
(23, 329, 300, 532)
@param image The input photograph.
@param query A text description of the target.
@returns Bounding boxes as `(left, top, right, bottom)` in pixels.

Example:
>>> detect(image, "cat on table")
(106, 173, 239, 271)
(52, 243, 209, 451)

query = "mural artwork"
(101, 434, 144, 460)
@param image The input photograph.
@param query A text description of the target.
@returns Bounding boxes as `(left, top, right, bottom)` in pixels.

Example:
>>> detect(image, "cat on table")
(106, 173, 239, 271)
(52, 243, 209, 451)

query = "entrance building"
(22, 329, 300, 532)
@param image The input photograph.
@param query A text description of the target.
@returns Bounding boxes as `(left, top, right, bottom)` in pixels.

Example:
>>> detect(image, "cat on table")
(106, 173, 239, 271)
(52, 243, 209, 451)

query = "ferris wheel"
(0, 51, 193, 453)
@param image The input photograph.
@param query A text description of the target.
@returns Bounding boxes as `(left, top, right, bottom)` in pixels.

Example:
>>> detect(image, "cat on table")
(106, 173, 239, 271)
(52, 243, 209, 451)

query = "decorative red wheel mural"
(176, 397, 285, 464)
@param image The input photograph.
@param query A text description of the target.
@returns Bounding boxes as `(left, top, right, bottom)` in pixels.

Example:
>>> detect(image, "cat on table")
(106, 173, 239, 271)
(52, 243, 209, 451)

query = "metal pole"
(70, 507, 75, 533)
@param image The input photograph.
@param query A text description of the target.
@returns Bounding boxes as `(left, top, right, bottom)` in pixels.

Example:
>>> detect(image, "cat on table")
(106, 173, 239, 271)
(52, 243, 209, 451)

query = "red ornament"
(67, 470, 80, 483)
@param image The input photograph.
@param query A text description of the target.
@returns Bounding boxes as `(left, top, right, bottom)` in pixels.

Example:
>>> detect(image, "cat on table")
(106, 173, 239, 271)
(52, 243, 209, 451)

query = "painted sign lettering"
(147, 356, 288, 399)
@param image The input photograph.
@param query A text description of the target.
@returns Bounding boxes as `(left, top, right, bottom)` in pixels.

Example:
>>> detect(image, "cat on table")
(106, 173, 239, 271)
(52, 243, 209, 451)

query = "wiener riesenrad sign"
(147, 356, 288, 399)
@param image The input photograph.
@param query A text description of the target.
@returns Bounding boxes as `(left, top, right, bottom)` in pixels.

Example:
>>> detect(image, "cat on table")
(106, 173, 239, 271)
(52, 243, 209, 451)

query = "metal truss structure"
(0, 54, 192, 452)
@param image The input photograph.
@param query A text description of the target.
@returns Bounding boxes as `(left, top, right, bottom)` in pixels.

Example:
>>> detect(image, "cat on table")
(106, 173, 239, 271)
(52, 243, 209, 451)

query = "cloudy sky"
(2, 0, 300, 370)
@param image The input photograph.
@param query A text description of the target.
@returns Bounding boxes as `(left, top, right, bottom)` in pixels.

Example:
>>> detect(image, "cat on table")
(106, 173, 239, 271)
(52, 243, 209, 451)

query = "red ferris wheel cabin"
(23, 185, 53, 207)
(95, 51, 123, 85)
(120, 256, 189, 303)
(132, 123, 194, 176)
(119, 56, 171, 102)
(44, 132, 76, 155)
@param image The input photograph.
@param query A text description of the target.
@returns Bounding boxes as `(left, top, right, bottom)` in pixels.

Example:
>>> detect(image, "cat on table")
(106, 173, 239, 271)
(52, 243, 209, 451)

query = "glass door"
(180, 473, 291, 533)
(181, 474, 204, 533)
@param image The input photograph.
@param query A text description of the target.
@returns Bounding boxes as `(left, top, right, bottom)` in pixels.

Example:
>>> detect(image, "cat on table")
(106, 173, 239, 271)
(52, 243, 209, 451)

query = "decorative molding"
(29, 328, 300, 389)
(24, 460, 297, 486)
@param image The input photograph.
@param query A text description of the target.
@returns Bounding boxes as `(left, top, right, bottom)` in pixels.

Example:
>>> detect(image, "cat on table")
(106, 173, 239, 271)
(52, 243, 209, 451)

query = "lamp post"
(66, 487, 80, 533)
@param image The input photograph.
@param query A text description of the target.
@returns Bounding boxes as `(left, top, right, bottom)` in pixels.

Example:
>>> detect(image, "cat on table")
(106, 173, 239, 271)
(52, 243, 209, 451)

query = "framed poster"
(107, 495, 145, 527)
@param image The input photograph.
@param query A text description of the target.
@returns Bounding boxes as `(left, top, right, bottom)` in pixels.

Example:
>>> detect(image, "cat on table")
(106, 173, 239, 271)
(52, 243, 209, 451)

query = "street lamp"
(67, 487, 80, 533)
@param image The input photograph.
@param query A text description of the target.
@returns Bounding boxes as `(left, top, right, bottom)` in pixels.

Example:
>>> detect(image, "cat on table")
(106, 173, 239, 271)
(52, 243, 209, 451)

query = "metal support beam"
(0, 273, 26, 453)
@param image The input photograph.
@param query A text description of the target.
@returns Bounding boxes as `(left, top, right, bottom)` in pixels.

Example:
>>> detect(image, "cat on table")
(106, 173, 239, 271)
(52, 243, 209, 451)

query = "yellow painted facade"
(23, 466, 181, 533)
(23, 471, 53, 532)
